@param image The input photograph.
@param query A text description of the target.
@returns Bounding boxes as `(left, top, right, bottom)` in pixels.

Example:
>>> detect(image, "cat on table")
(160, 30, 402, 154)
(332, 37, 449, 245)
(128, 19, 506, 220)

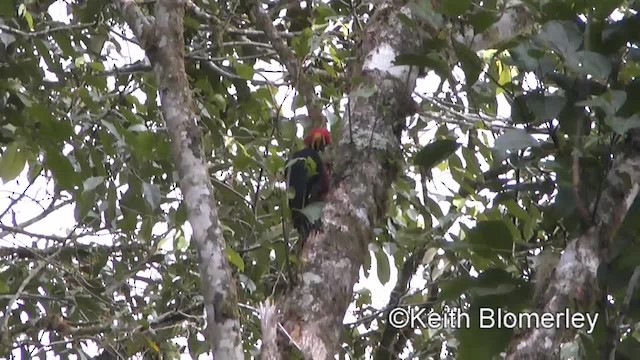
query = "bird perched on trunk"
(286, 128, 332, 244)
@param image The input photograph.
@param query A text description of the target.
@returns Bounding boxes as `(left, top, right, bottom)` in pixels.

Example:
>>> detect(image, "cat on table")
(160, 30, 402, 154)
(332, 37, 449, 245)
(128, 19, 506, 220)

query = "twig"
(0, 23, 94, 38)
(222, 41, 274, 50)
(251, 0, 326, 126)
(373, 248, 426, 359)
(0, 199, 73, 239)
(0, 224, 69, 242)
(0, 244, 66, 343)
(0, 184, 34, 220)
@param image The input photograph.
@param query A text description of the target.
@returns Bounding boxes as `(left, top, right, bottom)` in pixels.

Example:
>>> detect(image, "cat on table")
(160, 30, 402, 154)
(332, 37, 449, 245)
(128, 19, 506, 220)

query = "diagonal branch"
(0, 23, 95, 38)
(506, 132, 640, 359)
(251, 0, 325, 126)
(0, 199, 73, 240)
(0, 240, 68, 344)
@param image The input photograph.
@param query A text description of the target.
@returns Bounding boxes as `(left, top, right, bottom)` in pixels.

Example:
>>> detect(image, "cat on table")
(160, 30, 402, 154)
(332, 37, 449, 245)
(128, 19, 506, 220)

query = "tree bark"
(506, 132, 640, 359)
(267, 0, 534, 358)
(114, 0, 243, 358)
(275, 2, 422, 358)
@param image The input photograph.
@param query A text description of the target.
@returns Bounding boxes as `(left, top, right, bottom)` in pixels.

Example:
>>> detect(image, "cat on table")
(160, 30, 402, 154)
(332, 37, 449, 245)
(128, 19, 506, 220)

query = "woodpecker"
(286, 128, 332, 243)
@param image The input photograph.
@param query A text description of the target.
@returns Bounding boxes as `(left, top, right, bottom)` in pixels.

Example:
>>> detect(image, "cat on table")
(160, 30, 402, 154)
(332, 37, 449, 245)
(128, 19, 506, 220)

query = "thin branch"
(374, 250, 426, 359)
(0, 243, 66, 343)
(226, 28, 301, 39)
(0, 224, 69, 242)
(0, 199, 73, 239)
(185, 0, 221, 25)
(418, 95, 550, 134)
(222, 40, 274, 50)
(0, 23, 95, 38)
(0, 182, 35, 219)
(251, 0, 326, 126)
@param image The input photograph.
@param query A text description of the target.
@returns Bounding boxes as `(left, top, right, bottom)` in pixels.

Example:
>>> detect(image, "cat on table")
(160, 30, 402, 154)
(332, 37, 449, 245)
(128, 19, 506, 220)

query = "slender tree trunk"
(114, 0, 244, 358)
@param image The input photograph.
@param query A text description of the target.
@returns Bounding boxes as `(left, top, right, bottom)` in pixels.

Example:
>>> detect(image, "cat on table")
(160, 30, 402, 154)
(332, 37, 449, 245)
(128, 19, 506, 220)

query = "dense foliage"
(2, 0, 640, 359)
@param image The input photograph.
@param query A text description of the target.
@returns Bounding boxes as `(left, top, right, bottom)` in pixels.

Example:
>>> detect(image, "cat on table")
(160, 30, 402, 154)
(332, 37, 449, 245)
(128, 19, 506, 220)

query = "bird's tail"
(291, 210, 313, 249)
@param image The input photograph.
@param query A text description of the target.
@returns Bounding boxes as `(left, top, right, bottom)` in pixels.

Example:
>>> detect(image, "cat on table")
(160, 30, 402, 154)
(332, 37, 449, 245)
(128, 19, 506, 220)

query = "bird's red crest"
(304, 128, 332, 151)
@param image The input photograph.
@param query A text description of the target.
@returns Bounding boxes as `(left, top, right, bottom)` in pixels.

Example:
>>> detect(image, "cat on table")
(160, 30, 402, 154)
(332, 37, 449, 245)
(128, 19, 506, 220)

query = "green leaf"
(0, 275, 9, 293)
(414, 138, 461, 170)
(537, 20, 582, 57)
(0, 143, 27, 182)
(566, 51, 612, 79)
(314, 4, 337, 20)
(53, 32, 76, 58)
(87, 33, 108, 56)
(23, 11, 34, 31)
(616, 329, 640, 358)
(457, 305, 512, 360)
(466, 220, 514, 259)
(0, 0, 15, 17)
(291, 28, 313, 56)
(437, 0, 472, 16)
(503, 199, 530, 222)
(395, 53, 450, 78)
(350, 85, 376, 98)
(526, 94, 566, 122)
(74, 56, 85, 68)
(493, 129, 540, 153)
(101, 120, 124, 143)
(226, 246, 245, 272)
(495, 60, 512, 95)
(407, 0, 443, 27)
(605, 114, 640, 135)
(234, 63, 254, 80)
(82, 176, 104, 193)
(212, 94, 226, 109)
(439, 275, 473, 300)
(128, 124, 148, 132)
(453, 41, 483, 85)
(139, 218, 153, 242)
(46, 150, 77, 190)
(303, 157, 319, 176)
(458, 268, 528, 358)
(422, 247, 438, 265)
(469, 10, 500, 33)
(375, 249, 390, 285)
(472, 284, 516, 297)
(253, 247, 271, 280)
(176, 233, 189, 251)
(142, 183, 162, 210)
(576, 90, 626, 116)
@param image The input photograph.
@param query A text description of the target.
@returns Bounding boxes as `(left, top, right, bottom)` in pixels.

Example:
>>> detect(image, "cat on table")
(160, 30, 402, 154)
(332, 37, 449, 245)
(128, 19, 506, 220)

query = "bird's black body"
(286, 147, 325, 241)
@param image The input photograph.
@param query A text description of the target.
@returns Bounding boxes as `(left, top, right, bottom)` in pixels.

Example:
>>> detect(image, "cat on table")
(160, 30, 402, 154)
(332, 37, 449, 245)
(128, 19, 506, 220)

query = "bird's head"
(304, 128, 331, 151)
(304, 128, 332, 151)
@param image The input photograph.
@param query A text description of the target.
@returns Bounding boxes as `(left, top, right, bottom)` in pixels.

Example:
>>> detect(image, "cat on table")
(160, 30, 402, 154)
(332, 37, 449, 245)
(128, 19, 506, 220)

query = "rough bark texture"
(275, 2, 421, 358)
(114, 0, 243, 358)
(506, 133, 640, 359)
(260, 300, 281, 360)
